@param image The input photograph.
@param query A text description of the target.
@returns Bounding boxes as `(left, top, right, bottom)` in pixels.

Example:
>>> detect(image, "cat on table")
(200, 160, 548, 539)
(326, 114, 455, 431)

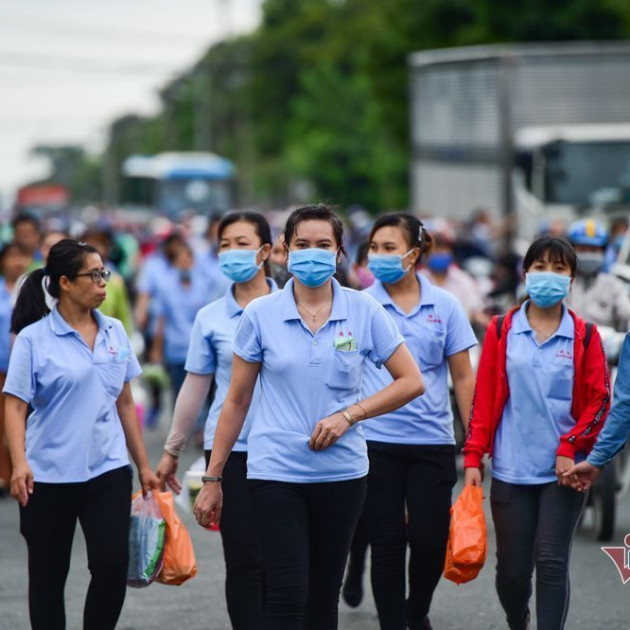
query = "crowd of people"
(1, 204, 630, 630)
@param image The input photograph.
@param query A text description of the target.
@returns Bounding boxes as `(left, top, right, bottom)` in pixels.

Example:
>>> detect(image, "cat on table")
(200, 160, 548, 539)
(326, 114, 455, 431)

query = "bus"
(121, 152, 235, 217)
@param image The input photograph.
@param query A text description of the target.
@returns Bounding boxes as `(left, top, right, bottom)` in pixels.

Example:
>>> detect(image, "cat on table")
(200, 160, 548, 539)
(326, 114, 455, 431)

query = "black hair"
(355, 240, 369, 266)
(368, 213, 433, 262)
(522, 236, 577, 277)
(0, 242, 29, 270)
(12, 212, 41, 231)
(283, 204, 346, 256)
(218, 211, 273, 277)
(11, 239, 99, 334)
(160, 233, 187, 264)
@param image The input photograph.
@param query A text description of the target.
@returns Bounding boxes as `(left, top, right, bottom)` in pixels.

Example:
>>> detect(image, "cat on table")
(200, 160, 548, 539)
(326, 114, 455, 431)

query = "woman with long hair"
(4, 239, 159, 630)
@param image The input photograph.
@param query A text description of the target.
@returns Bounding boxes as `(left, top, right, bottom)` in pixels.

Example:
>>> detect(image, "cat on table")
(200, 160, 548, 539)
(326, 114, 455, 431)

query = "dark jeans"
(248, 476, 367, 630)
(490, 477, 586, 630)
(365, 442, 457, 630)
(205, 450, 263, 630)
(19, 466, 132, 630)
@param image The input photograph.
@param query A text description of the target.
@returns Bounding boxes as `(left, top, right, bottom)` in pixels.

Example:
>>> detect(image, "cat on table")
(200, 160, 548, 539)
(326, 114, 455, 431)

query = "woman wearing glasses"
(4, 239, 159, 630)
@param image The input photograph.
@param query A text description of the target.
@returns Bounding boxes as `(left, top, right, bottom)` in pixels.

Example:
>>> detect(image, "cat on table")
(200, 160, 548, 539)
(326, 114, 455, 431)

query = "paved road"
(2, 421, 630, 629)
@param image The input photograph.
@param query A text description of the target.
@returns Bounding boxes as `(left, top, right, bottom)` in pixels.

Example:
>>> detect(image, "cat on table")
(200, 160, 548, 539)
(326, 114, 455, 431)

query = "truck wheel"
(592, 464, 616, 542)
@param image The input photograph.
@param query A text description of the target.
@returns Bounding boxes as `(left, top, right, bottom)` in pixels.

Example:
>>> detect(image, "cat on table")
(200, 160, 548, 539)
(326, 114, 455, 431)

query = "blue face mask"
(288, 248, 337, 288)
(428, 252, 453, 273)
(218, 248, 263, 283)
(367, 251, 414, 284)
(525, 272, 571, 308)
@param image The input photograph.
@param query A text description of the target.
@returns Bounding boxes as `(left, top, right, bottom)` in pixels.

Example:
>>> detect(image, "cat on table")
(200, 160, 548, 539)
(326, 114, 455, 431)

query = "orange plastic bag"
(153, 490, 198, 585)
(444, 485, 487, 584)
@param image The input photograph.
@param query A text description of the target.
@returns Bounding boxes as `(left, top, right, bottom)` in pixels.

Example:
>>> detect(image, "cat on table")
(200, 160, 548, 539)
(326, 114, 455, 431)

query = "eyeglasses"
(72, 269, 112, 284)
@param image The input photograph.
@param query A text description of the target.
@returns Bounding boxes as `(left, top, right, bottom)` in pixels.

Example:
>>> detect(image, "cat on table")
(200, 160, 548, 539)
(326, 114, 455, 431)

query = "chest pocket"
(326, 350, 363, 391)
(543, 356, 574, 401)
(98, 354, 128, 399)
(416, 326, 446, 371)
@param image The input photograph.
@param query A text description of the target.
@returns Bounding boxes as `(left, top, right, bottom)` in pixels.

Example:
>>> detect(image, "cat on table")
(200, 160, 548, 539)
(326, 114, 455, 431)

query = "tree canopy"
(44, 0, 630, 209)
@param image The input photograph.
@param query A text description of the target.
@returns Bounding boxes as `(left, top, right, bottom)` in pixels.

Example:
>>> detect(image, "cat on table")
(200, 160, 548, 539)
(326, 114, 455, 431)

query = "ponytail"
(11, 268, 50, 334)
(11, 238, 98, 334)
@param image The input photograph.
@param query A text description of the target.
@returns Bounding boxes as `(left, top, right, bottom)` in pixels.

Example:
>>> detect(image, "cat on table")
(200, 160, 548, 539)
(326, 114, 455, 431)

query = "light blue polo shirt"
(362, 274, 477, 444)
(3, 307, 142, 483)
(233, 277, 405, 483)
(136, 253, 177, 337)
(492, 301, 583, 485)
(185, 278, 278, 452)
(0, 279, 13, 372)
(155, 269, 216, 364)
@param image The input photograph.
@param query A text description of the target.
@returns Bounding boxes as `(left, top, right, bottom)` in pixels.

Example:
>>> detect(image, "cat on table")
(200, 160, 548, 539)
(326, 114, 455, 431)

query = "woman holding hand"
(464, 236, 610, 630)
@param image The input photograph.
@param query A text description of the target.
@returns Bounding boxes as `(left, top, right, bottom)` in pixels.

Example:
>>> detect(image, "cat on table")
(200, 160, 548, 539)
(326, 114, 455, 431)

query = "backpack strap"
(583, 322, 594, 349)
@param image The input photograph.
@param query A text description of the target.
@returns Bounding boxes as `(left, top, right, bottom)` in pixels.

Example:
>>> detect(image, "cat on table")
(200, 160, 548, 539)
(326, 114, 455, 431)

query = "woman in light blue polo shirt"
(360, 213, 477, 630)
(156, 211, 276, 630)
(194, 204, 424, 630)
(465, 236, 611, 630)
(4, 239, 159, 630)
(151, 239, 218, 399)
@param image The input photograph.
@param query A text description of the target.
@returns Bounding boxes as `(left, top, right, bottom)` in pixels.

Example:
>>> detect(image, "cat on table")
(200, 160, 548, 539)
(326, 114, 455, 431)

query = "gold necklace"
(297, 302, 327, 322)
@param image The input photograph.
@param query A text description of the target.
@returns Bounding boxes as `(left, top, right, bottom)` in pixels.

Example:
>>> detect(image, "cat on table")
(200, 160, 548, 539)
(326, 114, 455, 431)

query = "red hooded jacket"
(463, 307, 611, 469)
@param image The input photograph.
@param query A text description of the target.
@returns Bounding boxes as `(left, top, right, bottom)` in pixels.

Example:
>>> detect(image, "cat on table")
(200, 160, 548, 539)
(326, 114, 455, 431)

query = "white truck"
(409, 42, 630, 253)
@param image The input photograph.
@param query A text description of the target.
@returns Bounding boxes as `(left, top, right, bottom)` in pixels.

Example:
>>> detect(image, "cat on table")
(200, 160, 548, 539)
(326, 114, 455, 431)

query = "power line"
(0, 50, 181, 75)
(0, 11, 218, 46)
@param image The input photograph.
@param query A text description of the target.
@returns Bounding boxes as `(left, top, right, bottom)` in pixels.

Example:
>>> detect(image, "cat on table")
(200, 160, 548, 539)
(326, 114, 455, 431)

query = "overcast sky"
(0, 0, 262, 201)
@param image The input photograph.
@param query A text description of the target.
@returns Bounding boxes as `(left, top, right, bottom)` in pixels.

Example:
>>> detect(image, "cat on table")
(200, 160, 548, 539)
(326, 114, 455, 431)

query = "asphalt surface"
(2, 419, 630, 629)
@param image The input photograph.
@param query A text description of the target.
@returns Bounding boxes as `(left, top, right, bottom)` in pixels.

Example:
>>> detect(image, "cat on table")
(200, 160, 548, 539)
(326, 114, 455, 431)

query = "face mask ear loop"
(256, 245, 266, 270)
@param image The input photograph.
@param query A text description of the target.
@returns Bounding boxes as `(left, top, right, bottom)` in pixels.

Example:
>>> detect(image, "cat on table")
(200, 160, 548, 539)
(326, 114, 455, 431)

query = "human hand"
(308, 412, 350, 451)
(464, 467, 483, 487)
(194, 482, 222, 528)
(556, 456, 575, 488)
(139, 466, 161, 497)
(11, 462, 34, 507)
(562, 460, 601, 492)
(156, 452, 181, 494)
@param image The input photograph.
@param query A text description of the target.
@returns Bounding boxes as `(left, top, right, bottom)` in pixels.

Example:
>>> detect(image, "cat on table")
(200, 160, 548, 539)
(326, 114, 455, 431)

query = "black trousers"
(19, 465, 132, 630)
(205, 450, 264, 630)
(248, 476, 367, 630)
(490, 478, 586, 630)
(366, 442, 457, 630)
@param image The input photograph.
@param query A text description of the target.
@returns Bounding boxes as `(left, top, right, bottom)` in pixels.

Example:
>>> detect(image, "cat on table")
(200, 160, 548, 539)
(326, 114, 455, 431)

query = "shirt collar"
(370, 272, 436, 308)
(512, 300, 574, 339)
(280, 277, 348, 322)
(49, 305, 112, 336)
(225, 277, 279, 318)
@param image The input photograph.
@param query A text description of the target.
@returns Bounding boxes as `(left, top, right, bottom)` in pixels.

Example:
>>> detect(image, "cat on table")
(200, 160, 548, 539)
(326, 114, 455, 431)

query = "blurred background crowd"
(3, 0, 630, 491)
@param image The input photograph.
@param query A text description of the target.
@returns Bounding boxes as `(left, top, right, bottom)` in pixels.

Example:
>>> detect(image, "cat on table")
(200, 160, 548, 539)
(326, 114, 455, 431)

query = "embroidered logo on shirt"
(334, 331, 357, 351)
(109, 346, 130, 363)
(426, 313, 442, 324)
(556, 349, 573, 361)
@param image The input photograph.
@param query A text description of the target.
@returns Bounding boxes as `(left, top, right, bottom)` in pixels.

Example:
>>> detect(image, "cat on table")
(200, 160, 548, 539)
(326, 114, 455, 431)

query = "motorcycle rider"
(566, 219, 630, 331)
